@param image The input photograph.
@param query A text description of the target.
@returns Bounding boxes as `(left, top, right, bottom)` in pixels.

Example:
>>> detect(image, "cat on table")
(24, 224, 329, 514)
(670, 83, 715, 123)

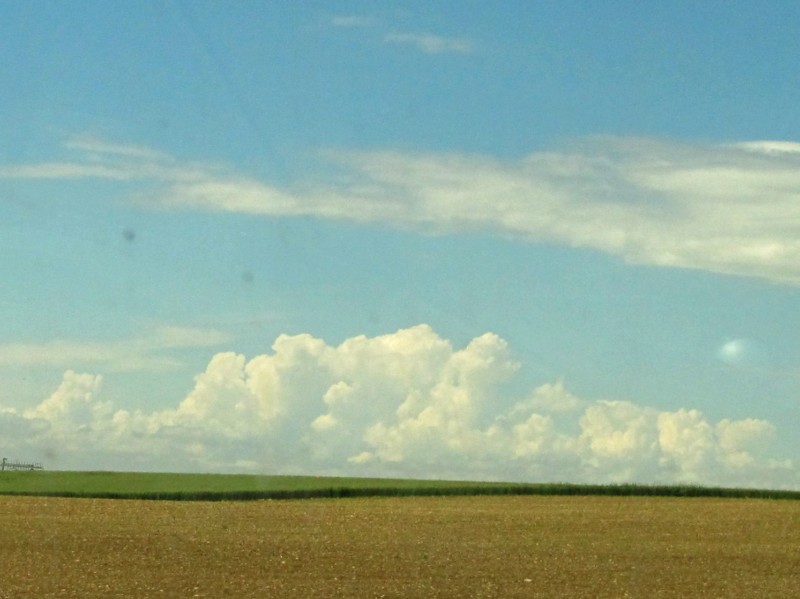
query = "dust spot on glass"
(241, 270, 254, 283)
(122, 228, 136, 243)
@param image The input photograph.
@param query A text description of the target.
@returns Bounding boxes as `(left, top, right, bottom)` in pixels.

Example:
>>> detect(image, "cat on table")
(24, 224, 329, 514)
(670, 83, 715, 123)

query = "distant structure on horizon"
(0, 457, 44, 471)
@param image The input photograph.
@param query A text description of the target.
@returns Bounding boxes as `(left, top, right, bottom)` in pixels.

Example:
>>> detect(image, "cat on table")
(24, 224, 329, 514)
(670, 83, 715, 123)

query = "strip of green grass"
(0, 471, 515, 499)
(0, 470, 798, 501)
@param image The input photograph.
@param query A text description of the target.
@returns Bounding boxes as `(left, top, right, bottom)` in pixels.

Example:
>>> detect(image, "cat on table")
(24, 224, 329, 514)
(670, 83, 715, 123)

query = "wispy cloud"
(733, 140, 800, 155)
(329, 14, 474, 56)
(0, 162, 135, 180)
(65, 134, 174, 162)
(331, 15, 377, 29)
(384, 32, 473, 54)
(0, 325, 231, 372)
(6, 135, 800, 285)
(0, 136, 202, 182)
(2, 325, 794, 486)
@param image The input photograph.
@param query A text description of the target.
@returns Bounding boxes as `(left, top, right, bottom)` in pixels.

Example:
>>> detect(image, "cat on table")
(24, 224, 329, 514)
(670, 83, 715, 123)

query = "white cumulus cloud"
(1, 326, 795, 487)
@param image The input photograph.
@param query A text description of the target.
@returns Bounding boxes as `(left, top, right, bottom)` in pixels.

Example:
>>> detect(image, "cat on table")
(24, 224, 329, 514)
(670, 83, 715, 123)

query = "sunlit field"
(1, 492, 798, 598)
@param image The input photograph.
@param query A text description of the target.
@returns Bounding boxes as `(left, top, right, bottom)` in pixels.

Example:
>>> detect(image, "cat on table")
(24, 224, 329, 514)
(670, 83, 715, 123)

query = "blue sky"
(1, 2, 799, 487)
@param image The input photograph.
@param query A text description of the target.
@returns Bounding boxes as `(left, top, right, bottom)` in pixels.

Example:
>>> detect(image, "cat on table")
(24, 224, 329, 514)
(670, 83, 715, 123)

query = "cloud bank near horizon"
(4, 135, 800, 286)
(1, 325, 793, 488)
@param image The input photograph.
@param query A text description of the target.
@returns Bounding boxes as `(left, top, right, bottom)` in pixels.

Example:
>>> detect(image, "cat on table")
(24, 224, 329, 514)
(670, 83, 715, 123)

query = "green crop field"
(0, 470, 526, 499)
(1, 469, 799, 501)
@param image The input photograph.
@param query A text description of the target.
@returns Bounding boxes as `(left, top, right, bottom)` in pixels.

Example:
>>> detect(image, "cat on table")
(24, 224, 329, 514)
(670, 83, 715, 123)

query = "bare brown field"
(1, 495, 798, 598)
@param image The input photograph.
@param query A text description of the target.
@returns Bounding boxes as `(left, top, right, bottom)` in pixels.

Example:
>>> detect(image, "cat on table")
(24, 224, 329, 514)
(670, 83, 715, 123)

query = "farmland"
(2, 470, 799, 500)
(1, 492, 799, 597)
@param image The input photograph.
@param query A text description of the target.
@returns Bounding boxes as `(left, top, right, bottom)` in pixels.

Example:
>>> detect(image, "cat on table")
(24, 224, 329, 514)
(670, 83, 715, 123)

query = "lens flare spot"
(716, 338, 766, 367)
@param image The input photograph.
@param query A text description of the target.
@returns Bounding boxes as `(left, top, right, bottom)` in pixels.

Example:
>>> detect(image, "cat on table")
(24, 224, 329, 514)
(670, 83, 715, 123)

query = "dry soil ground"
(1, 495, 798, 598)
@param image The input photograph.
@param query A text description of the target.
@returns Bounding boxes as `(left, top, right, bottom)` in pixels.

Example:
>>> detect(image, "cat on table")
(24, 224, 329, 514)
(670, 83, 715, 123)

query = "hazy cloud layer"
(2, 325, 794, 488)
(4, 136, 800, 285)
